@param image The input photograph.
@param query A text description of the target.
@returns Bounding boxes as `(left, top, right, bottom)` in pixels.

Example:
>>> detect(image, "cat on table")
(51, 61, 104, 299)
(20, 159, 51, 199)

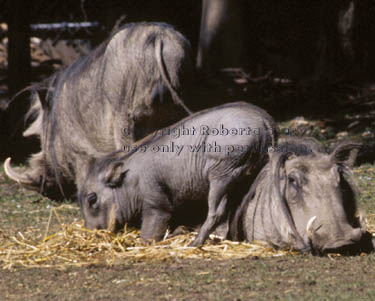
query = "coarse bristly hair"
(19, 22, 194, 198)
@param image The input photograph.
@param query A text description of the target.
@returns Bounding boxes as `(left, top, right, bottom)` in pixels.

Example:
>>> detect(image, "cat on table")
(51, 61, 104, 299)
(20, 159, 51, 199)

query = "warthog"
(5, 22, 193, 199)
(227, 137, 371, 254)
(78, 102, 278, 246)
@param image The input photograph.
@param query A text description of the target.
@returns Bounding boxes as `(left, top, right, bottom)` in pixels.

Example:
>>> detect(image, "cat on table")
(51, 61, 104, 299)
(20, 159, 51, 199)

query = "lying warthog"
(227, 137, 372, 254)
(78, 102, 278, 246)
(5, 22, 193, 199)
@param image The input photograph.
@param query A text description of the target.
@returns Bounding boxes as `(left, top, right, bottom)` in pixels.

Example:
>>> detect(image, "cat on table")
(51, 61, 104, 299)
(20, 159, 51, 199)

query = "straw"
(0, 205, 372, 270)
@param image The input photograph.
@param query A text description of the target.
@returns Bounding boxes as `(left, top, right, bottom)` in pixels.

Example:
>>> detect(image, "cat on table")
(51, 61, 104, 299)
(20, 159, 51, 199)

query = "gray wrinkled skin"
(229, 137, 365, 254)
(79, 102, 278, 246)
(6, 22, 193, 199)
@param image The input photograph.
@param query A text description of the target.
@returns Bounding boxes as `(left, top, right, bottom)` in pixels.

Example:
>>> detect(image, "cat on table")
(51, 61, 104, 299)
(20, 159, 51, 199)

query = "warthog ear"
(103, 162, 129, 188)
(331, 141, 362, 168)
(268, 147, 295, 161)
(267, 147, 291, 178)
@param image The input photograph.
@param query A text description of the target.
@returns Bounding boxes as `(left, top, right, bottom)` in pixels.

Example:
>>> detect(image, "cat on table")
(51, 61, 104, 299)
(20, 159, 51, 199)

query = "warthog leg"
(189, 179, 229, 247)
(140, 207, 172, 244)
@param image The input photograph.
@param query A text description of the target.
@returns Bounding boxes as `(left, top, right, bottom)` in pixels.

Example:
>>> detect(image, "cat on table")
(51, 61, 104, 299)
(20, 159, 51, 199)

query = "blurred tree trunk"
(197, 0, 245, 75)
(4, 0, 31, 158)
(314, 1, 341, 83)
(7, 0, 31, 97)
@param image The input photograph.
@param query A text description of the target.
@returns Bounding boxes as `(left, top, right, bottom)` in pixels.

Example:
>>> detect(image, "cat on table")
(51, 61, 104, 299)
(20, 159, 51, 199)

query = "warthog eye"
(86, 192, 98, 208)
(288, 174, 299, 189)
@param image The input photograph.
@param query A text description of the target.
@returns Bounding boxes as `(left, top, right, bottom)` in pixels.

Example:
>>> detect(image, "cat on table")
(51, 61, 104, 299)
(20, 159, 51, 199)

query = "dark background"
(1, 0, 375, 161)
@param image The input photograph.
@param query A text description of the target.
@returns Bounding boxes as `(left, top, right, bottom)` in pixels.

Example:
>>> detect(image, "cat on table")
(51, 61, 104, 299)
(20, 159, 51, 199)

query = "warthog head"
(78, 154, 133, 233)
(265, 138, 366, 254)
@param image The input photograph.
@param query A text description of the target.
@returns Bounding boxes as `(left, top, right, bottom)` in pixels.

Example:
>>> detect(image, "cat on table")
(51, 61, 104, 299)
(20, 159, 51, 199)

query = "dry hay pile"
(0, 206, 295, 270)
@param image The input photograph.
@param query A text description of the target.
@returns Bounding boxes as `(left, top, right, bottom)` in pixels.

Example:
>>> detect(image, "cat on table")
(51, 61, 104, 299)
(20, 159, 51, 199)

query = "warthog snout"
(322, 228, 363, 252)
(307, 217, 364, 253)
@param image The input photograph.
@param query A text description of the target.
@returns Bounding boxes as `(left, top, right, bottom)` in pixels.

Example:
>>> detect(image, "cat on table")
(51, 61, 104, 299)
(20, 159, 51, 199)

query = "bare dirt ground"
(1, 255, 375, 300)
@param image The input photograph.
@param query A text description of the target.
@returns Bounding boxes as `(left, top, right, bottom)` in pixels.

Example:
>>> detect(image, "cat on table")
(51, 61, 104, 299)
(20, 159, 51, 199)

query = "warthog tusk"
(4, 157, 34, 186)
(306, 216, 317, 241)
(4, 157, 19, 184)
(107, 204, 117, 233)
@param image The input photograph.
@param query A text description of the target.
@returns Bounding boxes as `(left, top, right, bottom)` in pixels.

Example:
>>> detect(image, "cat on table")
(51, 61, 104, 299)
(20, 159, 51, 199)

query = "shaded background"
(1, 0, 375, 162)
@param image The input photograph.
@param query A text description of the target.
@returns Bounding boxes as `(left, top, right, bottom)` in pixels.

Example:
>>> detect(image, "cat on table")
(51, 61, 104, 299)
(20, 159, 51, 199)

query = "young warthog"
(78, 102, 278, 246)
(228, 137, 371, 254)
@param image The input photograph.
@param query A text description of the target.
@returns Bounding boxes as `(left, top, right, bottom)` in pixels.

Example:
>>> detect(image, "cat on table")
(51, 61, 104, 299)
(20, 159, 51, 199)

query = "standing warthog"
(227, 137, 370, 254)
(78, 102, 278, 246)
(5, 22, 193, 199)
